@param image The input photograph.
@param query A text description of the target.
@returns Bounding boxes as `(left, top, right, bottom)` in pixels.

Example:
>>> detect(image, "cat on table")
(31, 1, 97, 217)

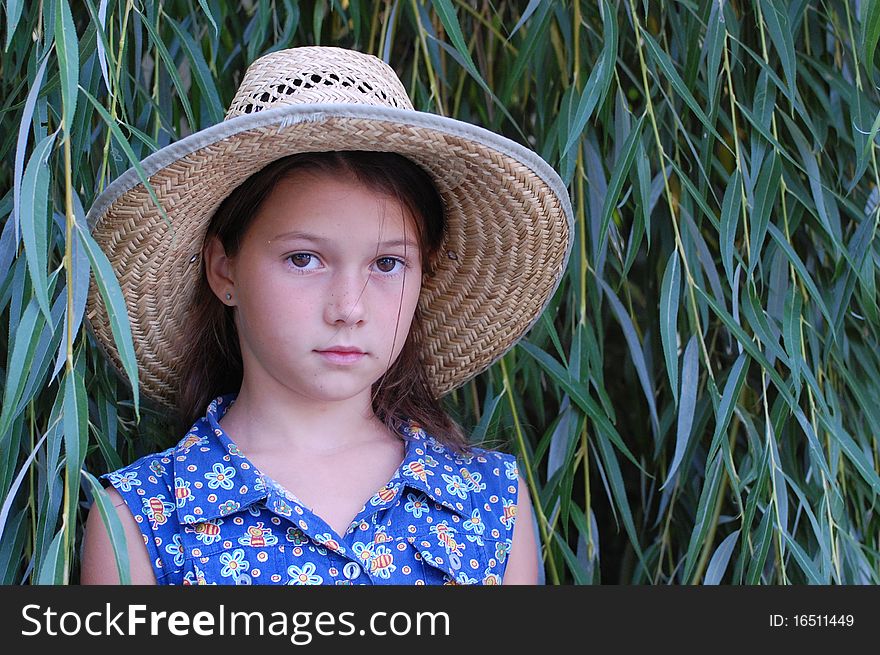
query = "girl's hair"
(174, 151, 470, 452)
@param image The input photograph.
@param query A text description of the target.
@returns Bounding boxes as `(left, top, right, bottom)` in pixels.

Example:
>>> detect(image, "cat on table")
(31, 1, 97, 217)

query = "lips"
(315, 347, 366, 365)
(317, 346, 365, 354)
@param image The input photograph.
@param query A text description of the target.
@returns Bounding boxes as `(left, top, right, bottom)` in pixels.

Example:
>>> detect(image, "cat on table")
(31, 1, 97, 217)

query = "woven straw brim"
(85, 104, 573, 410)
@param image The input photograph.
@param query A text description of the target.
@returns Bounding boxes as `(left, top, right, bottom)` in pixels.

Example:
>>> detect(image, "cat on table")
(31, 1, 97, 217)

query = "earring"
(225, 292, 232, 301)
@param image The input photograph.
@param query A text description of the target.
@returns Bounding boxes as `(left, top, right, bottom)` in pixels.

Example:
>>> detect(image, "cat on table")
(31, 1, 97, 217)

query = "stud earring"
(225, 292, 232, 301)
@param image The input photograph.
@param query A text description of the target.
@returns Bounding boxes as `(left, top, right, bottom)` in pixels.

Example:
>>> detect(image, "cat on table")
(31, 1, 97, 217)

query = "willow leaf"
(56, 0, 80, 131)
(95, 0, 112, 91)
(746, 150, 781, 278)
(19, 131, 57, 323)
(596, 276, 659, 440)
(823, 418, 880, 497)
(136, 4, 197, 131)
(0, 299, 46, 440)
(594, 426, 648, 577)
(640, 30, 723, 143)
(562, 0, 617, 157)
(759, 0, 797, 101)
(598, 113, 644, 252)
(703, 529, 740, 585)
(197, 0, 220, 38)
(745, 504, 775, 584)
(509, 0, 543, 38)
(82, 471, 131, 585)
(13, 52, 50, 247)
(165, 15, 224, 125)
(35, 530, 66, 585)
(782, 532, 823, 584)
(707, 352, 749, 465)
(663, 335, 698, 490)
(74, 223, 140, 420)
(683, 449, 724, 583)
(4, 0, 25, 50)
(766, 223, 834, 335)
(860, 0, 880, 85)
(720, 171, 742, 290)
(62, 356, 88, 535)
(660, 249, 681, 405)
(429, 0, 489, 99)
(518, 339, 642, 471)
(704, 0, 725, 110)
(782, 284, 803, 394)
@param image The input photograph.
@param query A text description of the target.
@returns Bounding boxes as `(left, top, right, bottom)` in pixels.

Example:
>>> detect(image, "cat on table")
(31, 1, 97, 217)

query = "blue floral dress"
(102, 393, 520, 585)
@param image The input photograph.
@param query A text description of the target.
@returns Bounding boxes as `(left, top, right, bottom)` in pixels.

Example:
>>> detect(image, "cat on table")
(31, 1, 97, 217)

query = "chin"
(302, 384, 375, 403)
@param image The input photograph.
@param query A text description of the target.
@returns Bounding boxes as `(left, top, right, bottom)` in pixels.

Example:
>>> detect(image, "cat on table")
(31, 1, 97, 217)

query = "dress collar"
(172, 393, 474, 524)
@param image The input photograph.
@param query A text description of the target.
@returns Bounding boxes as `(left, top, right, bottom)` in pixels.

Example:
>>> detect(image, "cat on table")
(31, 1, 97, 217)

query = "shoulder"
(444, 441, 537, 584)
(107, 444, 176, 479)
(423, 434, 519, 479)
(103, 420, 213, 498)
(502, 472, 539, 584)
(102, 446, 178, 511)
(82, 445, 180, 585)
(81, 486, 158, 584)
(422, 435, 521, 537)
(97, 445, 183, 583)
(424, 434, 519, 489)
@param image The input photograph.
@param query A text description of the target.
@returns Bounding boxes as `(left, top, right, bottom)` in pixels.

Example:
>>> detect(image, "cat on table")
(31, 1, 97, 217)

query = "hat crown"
(225, 46, 414, 119)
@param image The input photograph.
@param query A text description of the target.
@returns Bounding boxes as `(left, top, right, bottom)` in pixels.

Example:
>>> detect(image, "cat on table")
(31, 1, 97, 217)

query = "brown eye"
(375, 257, 400, 273)
(289, 253, 312, 268)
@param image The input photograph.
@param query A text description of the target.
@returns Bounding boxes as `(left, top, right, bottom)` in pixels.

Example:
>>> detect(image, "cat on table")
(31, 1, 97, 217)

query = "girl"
(80, 46, 572, 585)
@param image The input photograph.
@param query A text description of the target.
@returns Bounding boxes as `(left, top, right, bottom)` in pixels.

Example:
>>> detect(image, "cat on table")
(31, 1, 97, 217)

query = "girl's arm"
(502, 474, 540, 585)
(80, 487, 158, 585)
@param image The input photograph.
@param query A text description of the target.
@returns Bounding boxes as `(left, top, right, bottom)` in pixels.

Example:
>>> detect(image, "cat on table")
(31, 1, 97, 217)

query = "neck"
(218, 375, 392, 458)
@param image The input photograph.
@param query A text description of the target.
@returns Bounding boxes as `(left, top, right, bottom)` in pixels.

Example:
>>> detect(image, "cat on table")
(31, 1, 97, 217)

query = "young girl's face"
(207, 167, 423, 405)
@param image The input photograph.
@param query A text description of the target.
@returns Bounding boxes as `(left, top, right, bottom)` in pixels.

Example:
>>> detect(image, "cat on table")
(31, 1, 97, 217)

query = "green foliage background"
(1, 0, 879, 584)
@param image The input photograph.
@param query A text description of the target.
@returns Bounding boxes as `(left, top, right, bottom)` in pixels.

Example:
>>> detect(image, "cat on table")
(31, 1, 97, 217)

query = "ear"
(203, 235, 236, 305)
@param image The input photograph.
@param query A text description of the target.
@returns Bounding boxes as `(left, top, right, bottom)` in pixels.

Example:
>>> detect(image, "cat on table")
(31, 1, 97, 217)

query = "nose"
(324, 269, 369, 326)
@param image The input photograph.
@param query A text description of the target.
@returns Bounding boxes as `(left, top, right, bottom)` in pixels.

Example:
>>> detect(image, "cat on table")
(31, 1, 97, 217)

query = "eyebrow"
(270, 231, 420, 250)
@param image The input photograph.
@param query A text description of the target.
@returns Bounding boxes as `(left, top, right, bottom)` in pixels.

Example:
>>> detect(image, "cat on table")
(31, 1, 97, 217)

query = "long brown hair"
(174, 151, 469, 452)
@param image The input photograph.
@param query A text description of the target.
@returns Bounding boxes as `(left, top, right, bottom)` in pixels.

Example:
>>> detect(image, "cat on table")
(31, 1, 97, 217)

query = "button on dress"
(102, 393, 520, 585)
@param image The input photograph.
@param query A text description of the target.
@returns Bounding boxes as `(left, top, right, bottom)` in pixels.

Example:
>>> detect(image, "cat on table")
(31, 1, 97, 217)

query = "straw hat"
(85, 46, 573, 410)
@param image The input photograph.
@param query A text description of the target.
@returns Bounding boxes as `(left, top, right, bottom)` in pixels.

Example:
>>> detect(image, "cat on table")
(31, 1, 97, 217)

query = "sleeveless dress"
(101, 393, 520, 585)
